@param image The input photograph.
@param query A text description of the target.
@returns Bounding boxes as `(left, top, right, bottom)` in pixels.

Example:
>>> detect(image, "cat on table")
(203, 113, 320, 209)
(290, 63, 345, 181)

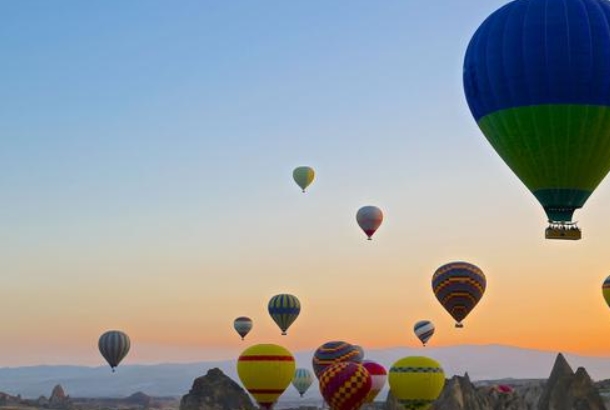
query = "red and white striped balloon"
(362, 361, 387, 403)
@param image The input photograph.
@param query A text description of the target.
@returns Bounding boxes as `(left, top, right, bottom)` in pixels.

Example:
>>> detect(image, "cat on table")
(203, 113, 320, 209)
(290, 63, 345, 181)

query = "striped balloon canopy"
(432, 262, 486, 328)
(362, 361, 387, 403)
(293, 166, 315, 193)
(353, 345, 365, 361)
(603, 276, 610, 309)
(319, 362, 372, 410)
(268, 294, 301, 336)
(464, 0, 610, 240)
(292, 368, 314, 398)
(237, 344, 295, 410)
(388, 356, 445, 410)
(233, 317, 253, 341)
(312, 341, 362, 379)
(413, 321, 435, 347)
(98, 330, 131, 372)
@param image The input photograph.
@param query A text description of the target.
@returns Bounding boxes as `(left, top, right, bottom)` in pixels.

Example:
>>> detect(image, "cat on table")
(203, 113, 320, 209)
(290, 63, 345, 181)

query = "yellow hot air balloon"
(388, 357, 445, 410)
(293, 166, 315, 193)
(237, 344, 296, 410)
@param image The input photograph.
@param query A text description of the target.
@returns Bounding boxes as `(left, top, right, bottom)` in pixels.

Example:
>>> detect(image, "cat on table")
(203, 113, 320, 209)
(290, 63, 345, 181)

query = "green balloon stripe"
(478, 104, 610, 221)
(478, 104, 610, 193)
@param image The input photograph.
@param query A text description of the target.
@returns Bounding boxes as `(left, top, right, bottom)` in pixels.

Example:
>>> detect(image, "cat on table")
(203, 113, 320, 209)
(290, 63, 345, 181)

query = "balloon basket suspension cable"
(545, 220, 581, 241)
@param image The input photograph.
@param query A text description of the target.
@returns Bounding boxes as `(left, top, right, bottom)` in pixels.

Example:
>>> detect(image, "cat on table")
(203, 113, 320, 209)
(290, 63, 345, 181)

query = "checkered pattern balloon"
(319, 362, 372, 410)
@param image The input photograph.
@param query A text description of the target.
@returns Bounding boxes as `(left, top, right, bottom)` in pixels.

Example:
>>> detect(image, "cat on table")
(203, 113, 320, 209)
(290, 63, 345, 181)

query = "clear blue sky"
(2, 1, 610, 366)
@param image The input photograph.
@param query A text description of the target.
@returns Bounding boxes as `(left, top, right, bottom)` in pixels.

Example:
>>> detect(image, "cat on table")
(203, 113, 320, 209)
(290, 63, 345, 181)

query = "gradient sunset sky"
(1, 0, 610, 367)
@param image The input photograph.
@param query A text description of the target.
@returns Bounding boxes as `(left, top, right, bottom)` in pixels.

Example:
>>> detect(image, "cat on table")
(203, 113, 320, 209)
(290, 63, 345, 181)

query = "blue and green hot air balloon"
(464, 0, 610, 240)
(268, 294, 301, 335)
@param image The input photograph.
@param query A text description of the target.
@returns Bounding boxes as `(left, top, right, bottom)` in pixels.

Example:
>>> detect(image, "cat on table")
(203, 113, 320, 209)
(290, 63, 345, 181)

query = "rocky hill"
(385, 354, 606, 410)
(538, 354, 605, 410)
(179, 368, 254, 410)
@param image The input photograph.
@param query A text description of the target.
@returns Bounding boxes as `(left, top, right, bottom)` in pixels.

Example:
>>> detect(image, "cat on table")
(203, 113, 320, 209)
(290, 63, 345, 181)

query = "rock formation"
(0, 391, 22, 407)
(48, 384, 72, 410)
(538, 354, 606, 410)
(179, 368, 255, 410)
(125, 392, 153, 407)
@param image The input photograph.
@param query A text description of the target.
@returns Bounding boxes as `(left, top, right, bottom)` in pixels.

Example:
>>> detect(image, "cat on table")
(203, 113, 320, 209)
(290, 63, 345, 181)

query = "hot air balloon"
(602, 276, 610, 309)
(432, 262, 486, 328)
(319, 362, 372, 410)
(362, 361, 387, 403)
(268, 294, 301, 335)
(237, 344, 295, 410)
(356, 206, 383, 240)
(463, 0, 610, 241)
(388, 356, 445, 410)
(312, 341, 362, 379)
(292, 368, 314, 398)
(413, 321, 435, 347)
(293, 166, 315, 193)
(98, 330, 131, 372)
(353, 345, 365, 361)
(495, 385, 514, 395)
(234, 317, 253, 341)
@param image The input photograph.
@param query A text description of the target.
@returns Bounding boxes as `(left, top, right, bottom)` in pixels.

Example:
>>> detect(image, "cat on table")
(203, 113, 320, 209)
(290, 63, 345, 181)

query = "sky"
(1, 0, 610, 367)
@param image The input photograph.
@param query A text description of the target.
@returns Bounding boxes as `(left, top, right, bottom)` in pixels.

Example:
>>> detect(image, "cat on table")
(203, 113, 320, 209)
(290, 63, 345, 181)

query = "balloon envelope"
(388, 356, 445, 410)
(464, 0, 610, 236)
(319, 362, 372, 410)
(353, 345, 365, 361)
(312, 341, 362, 379)
(293, 166, 315, 193)
(413, 320, 435, 346)
(98, 330, 131, 372)
(356, 206, 383, 240)
(292, 368, 314, 397)
(237, 344, 295, 410)
(268, 294, 301, 335)
(234, 317, 253, 340)
(362, 361, 387, 403)
(432, 262, 486, 328)
(603, 276, 610, 308)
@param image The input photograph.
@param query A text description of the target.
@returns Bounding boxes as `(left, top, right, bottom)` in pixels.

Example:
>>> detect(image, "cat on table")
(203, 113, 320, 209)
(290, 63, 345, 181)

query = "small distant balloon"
(292, 368, 314, 397)
(268, 294, 301, 335)
(603, 276, 610, 309)
(432, 262, 486, 328)
(362, 361, 387, 403)
(98, 330, 131, 372)
(414, 320, 435, 346)
(319, 362, 372, 410)
(237, 344, 295, 410)
(356, 206, 383, 240)
(233, 317, 253, 341)
(293, 166, 315, 193)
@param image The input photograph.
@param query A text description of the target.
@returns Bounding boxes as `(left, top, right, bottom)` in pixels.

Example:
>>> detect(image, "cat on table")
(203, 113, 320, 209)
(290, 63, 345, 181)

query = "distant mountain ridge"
(0, 345, 609, 399)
